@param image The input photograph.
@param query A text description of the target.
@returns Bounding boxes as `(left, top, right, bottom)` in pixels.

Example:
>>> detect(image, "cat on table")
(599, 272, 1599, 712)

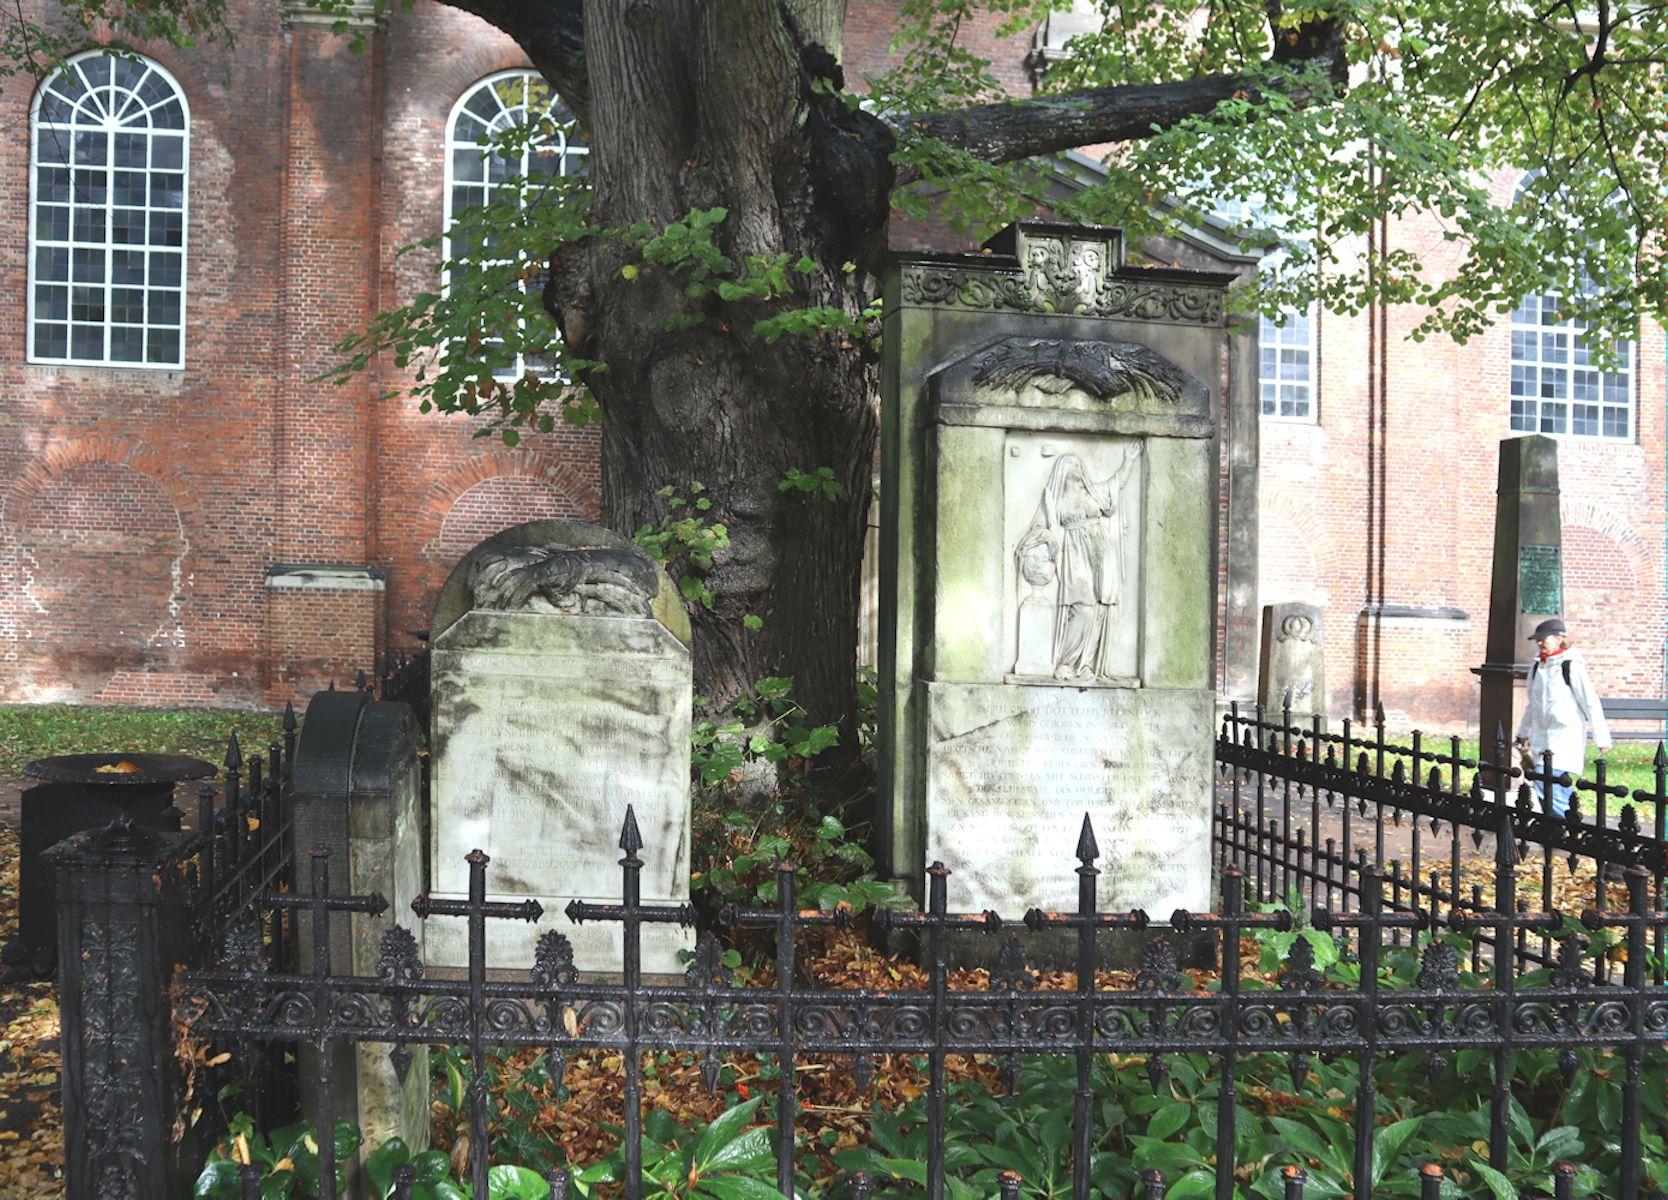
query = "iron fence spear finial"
(1075, 812, 1100, 864)
(1418, 1163, 1444, 1200)
(225, 731, 243, 772)
(619, 804, 644, 858)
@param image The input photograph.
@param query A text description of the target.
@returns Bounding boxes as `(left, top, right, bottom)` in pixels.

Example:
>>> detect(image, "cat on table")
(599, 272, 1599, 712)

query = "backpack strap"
(1562, 659, 1572, 688)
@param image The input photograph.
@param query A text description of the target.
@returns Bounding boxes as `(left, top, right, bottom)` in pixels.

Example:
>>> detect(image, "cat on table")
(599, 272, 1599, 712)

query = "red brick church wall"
(0, 2, 1661, 727)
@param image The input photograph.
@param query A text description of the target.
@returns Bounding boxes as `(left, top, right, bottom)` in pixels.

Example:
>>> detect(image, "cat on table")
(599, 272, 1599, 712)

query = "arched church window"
(444, 71, 587, 380)
(30, 51, 189, 367)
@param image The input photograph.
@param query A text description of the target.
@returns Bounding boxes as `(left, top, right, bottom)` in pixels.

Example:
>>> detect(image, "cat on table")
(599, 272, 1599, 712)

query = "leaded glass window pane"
(1508, 289, 1632, 442)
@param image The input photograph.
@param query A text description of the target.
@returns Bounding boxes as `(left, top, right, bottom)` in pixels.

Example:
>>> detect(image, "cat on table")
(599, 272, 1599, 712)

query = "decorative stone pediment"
(966, 336, 1198, 409)
(897, 222, 1228, 325)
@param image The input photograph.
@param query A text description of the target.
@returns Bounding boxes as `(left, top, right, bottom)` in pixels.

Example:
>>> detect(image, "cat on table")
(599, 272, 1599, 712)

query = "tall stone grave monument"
(427, 520, 694, 973)
(1474, 435, 1563, 745)
(878, 221, 1229, 919)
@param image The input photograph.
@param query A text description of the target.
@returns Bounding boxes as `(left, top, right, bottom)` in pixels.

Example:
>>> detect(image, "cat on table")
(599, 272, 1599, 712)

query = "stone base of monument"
(921, 683, 1215, 913)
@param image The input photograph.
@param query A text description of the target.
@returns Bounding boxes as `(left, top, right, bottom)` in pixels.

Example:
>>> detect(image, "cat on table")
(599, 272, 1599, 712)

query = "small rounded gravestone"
(426, 518, 695, 975)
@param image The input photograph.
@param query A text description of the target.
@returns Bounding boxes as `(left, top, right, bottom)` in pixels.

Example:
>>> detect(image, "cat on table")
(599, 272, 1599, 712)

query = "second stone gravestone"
(1258, 603, 1325, 721)
(426, 520, 694, 973)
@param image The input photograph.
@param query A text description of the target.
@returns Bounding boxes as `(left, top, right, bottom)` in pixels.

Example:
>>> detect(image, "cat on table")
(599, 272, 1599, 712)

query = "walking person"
(1514, 618, 1611, 818)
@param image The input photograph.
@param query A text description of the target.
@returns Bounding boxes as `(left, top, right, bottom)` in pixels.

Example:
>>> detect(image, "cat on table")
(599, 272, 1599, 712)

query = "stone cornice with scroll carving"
(899, 262, 1225, 325)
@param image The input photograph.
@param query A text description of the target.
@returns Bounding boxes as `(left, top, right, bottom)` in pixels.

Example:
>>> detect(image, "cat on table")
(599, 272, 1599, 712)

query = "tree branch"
(897, 62, 1329, 179)
(440, 0, 591, 128)
(896, 9, 1346, 183)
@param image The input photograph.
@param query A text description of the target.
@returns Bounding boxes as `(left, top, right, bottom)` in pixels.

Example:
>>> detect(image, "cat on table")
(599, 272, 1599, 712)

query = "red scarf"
(1539, 646, 1567, 663)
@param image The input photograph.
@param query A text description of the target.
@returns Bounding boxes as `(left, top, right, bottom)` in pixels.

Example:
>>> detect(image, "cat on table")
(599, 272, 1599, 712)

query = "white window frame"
(1258, 305, 1316, 422)
(1507, 173, 1635, 442)
(28, 50, 190, 370)
(1508, 295, 1634, 441)
(442, 70, 587, 381)
(1211, 197, 1317, 423)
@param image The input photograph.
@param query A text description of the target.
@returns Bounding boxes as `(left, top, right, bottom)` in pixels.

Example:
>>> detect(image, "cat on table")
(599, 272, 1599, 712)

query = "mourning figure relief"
(1013, 446, 1140, 681)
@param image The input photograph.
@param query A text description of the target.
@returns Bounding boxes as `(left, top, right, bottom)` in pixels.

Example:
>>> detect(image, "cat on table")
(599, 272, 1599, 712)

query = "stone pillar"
(1474, 435, 1563, 746)
(270, 1, 388, 695)
(290, 689, 430, 1187)
(1218, 308, 1262, 701)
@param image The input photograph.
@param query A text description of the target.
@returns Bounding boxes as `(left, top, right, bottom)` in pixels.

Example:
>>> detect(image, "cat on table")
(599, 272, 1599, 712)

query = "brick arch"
(1559, 497, 1658, 562)
(1559, 511, 1661, 695)
(1257, 491, 1330, 607)
(2, 435, 201, 533)
(0, 439, 198, 696)
(416, 451, 600, 557)
(389, 453, 600, 641)
(419, 47, 539, 121)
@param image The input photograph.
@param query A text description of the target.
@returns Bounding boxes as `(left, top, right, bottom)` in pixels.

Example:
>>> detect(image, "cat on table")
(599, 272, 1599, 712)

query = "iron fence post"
(1073, 825, 1098, 1200)
(47, 820, 198, 1200)
(1214, 877, 1242, 1200)
(774, 858, 799, 1197)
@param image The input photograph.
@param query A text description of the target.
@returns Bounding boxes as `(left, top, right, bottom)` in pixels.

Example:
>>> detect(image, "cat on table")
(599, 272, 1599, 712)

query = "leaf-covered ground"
(0, 822, 66, 1197)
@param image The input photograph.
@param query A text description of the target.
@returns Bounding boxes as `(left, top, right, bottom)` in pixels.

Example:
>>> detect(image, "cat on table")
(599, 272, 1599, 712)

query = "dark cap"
(1528, 618, 1567, 641)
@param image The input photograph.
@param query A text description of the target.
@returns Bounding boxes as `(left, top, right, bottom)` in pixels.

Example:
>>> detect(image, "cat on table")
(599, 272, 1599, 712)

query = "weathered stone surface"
(878, 222, 1227, 926)
(431, 518, 691, 647)
(923, 682, 1213, 915)
(290, 692, 431, 1184)
(427, 610, 692, 972)
(1258, 603, 1326, 720)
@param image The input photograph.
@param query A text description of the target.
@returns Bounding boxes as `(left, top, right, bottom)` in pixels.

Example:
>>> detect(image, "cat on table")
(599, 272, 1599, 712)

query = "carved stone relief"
(466, 541, 660, 618)
(1005, 433, 1142, 684)
(899, 228, 1225, 324)
(966, 337, 1189, 411)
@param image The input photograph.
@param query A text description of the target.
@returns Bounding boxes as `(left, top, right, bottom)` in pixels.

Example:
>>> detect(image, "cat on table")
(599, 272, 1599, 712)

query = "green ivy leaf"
(487, 1165, 551, 1200)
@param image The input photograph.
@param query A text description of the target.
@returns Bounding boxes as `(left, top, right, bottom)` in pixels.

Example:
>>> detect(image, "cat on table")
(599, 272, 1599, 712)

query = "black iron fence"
(47, 696, 1668, 1200)
(1215, 701, 1668, 976)
(173, 805, 1668, 1200)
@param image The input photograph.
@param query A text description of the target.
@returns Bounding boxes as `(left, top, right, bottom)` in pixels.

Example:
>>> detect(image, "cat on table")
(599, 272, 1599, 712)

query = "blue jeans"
(1542, 778, 1574, 819)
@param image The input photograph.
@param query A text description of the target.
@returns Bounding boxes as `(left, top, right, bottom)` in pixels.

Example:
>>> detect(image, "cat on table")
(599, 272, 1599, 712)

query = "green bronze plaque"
(1520, 544, 1562, 614)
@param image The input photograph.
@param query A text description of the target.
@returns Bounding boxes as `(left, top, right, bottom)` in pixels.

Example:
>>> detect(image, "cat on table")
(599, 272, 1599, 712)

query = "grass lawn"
(1376, 729, 1664, 802)
(0, 704, 285, 778)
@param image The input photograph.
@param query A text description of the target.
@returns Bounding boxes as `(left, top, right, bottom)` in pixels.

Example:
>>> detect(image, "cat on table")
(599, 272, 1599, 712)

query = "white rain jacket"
(1515, 648, 1612, 774)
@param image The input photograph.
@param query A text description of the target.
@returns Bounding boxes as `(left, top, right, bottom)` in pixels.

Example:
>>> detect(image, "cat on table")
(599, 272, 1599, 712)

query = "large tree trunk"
(544, 0, 892, 733)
